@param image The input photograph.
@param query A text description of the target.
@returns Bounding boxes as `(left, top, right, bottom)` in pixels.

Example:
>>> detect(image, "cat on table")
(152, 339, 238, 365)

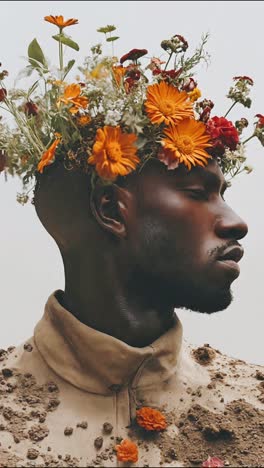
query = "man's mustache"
(209, 240, 242, 260)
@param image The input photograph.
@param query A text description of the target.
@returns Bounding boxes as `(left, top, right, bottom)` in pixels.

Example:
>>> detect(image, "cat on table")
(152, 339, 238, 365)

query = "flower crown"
(0, 15, 263, 204)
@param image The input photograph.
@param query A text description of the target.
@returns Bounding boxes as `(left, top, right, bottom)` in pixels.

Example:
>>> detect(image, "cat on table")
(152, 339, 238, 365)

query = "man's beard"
(129, 218, 234, 314)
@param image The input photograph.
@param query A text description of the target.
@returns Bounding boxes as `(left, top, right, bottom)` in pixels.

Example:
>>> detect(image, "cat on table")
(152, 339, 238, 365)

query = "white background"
(0, 1, 263, 365)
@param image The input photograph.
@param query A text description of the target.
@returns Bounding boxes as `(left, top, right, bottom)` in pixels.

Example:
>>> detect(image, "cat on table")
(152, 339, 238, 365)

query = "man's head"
(34, 157, 248, 315)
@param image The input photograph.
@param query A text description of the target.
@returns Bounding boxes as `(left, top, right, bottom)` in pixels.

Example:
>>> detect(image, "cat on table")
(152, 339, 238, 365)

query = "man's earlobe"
(90, 184, 129, 239)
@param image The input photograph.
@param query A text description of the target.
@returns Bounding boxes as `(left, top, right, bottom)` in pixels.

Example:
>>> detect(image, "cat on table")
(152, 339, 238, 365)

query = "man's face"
(125, 159, 248, 314)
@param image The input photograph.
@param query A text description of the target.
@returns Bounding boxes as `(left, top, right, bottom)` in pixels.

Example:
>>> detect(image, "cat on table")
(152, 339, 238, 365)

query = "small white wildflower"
(105, 109, 122, 126)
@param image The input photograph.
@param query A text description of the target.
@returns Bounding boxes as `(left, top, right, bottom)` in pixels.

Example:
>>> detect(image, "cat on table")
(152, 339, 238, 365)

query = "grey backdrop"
(1, 1, 263, 365)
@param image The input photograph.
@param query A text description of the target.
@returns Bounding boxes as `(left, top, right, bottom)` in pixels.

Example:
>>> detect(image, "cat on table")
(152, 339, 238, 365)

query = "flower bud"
(0, 88, 7, 102)
(0, 150, 7, 172)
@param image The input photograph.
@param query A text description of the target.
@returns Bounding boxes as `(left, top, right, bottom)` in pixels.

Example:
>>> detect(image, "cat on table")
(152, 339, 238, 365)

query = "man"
(1, 19, 264, 467)
(0, 157, 263, 468)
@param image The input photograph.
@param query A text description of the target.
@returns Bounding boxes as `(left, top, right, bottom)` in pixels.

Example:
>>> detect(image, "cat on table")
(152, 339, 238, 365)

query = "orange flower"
(44, 15, 78, 29)
(115, 439, 138, 463)
(136, 407, 167, 431)
(76, 115, 91, 127)
(112, 65, 127, 86)
(145, 81, 194, 126)
(188, 87, 202, 103)
(162, 118, 212, 170)
(37, 134, 62, 173)
(57, 84, 89, 114)
(88, 126, 140, 181)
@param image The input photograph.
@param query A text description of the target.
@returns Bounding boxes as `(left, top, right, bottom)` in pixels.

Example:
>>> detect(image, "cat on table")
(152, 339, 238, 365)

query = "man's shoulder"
(183, 341, 264, 406)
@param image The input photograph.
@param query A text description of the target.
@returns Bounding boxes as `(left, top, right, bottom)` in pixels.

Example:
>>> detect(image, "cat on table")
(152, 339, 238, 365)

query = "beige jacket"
(0, 291, 263, 468)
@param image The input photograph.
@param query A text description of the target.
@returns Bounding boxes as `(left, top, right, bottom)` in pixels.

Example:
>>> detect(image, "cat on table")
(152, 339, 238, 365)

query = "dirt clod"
(103, 422, 113, 434)
(27, 448, 39, 460)
(24, 343, 33, 352)
(77, 421, 88, 429)
(94, 436, 103, 450)
(192, 345, 216, 366)
(64, 426, 73, 436)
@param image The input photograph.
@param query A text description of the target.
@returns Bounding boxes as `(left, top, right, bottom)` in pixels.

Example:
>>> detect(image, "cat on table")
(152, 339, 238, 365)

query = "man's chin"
(179, 288, 233, 314)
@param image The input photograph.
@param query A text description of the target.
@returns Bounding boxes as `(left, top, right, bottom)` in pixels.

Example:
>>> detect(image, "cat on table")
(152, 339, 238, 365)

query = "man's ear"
(90, 183, 133, 239)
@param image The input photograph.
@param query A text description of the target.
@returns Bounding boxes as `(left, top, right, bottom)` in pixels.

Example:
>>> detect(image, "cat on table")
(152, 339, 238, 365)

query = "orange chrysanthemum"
(37, 134, 62, 173)
(44, 15, 78, 29)
(88, 126, 140, 181)
(136, 407, 167, 431)
(145, 81, 194, 126)
(162, 118, 212, 170)
(57, 84, 89, 114)
(115, 439, 138, 463)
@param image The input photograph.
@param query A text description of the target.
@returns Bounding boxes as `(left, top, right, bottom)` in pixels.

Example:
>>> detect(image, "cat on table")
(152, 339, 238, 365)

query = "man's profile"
(0, 16, 264, 468)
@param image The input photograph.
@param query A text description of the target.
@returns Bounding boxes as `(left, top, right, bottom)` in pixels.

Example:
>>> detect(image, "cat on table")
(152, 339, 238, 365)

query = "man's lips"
(217, 246, 244, 263)
(216, 246, 244, 278)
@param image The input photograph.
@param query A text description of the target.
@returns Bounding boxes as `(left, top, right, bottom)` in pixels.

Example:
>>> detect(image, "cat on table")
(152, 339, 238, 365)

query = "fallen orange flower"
(115, 439, 138, 463)
(37, 134, 62, 173)
(44, 15, 78, 29)
(136, 407, 167, 431)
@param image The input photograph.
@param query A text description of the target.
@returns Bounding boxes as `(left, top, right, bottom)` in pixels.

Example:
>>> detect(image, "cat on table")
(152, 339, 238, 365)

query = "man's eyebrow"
(197, 170, 228, 192)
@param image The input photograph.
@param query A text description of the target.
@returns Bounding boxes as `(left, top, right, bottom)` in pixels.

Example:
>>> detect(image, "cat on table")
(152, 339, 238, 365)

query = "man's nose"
(215, 205, 248, 241)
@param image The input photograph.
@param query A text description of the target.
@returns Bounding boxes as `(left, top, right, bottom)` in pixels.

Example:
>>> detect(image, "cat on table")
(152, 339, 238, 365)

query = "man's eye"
(186, 189, 209, 201)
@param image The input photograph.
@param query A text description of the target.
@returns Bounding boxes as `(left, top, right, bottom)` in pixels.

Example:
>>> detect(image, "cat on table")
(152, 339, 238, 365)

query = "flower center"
(106, 142, 122, 162)
(176, 135, 194, 154)
(159, 100, 175, 116)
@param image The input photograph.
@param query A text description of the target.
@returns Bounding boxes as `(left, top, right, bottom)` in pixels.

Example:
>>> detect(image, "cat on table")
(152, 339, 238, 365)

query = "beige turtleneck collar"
(34, 290, 183, 395)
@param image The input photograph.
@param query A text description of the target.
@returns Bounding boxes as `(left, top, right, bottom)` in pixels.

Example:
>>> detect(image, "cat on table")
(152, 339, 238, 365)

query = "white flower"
(104, 109, 122, 126)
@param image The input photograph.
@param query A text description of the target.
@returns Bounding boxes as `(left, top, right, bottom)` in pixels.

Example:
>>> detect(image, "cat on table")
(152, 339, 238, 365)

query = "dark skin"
(34, 158, 248, 347)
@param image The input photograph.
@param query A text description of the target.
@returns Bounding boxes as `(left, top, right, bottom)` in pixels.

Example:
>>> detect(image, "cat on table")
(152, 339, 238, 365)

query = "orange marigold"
(37, 134, 62, 173)
(115, 439, 138, 463)
(145, 81, 194, 126)
(44, 15, 78, 29)
(88, 126, 140, 181)
(136, 407, 167, 431)
(162, 118, 212, 170)
(57, 84, 89, 114)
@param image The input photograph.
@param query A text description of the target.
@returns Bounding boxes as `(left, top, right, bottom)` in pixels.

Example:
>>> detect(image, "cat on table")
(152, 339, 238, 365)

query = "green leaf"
(97, 25, 116, 34)
(52, 34, 79, 51)
(28, 39, 47, 68)
(27, 80, 39, 99)
(62, 59, 75, 81)
(106, 36, 120, 42)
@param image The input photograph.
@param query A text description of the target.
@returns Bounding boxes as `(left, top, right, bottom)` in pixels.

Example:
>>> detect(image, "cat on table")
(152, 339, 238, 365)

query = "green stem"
(164, 52, 173, 71)
(242, 134, 256, 145)
(59, 27, 63, 76)
(224, 101, 237, 118)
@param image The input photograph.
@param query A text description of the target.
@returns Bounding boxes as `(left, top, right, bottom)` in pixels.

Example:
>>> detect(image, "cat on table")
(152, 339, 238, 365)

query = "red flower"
(233, 75, 254, 85)
(0, 150, 7, 172)
(173, 34, 188, 51)
(0, 88, 7, 102)
(255, 114, 264, 128)
(206, 116, 239, 156)
(202, 456, 224, 467)
(24, 101, 39, 116)
(182, 77, 197, 92)
(152, 68, 182, 80)
(120, 48, 148, 64)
